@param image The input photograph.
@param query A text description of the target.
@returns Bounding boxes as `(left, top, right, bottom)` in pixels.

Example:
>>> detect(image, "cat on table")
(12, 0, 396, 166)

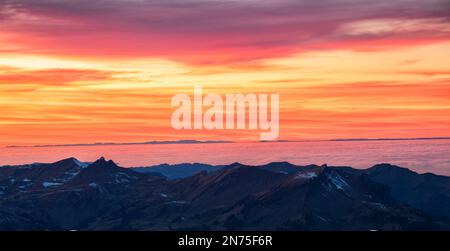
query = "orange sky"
(0, 0, 449, 146)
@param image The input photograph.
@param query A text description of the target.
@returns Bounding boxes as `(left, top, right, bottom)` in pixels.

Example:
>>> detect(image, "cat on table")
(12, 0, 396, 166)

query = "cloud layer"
(1, 0, 449, 64)
(0, 0, 449, 146)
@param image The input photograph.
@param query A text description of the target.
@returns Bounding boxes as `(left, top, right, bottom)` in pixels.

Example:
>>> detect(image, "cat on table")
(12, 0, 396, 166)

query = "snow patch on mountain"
(114, 172, 137, 184)
(72, 158, 89, 168)
(89, 182, 98, 188)
(295, 171, 318, 179)
(326, 172, 351, 192)
(42, 181, 62, 188)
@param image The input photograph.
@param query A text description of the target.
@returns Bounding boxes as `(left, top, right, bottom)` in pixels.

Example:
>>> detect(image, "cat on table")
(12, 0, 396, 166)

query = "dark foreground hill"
(0, 157, 449, 230)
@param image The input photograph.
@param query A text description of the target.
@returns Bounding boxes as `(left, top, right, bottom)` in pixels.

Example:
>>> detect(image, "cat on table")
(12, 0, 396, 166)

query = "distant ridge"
(260, 137, 450, 143)
(6, 140, 233, 148)
(329, 137, 450, 142)
(6, 137, 449, 148)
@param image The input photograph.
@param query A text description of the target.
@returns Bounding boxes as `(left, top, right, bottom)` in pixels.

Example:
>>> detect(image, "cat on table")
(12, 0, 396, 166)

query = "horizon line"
(5, 139, 234, 148)
(5, 136, 450, 148)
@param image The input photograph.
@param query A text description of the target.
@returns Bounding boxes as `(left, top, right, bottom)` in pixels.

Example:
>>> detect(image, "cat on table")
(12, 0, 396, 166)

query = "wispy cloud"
(0, 68, 117, 86)
(1, 0, 448, 64)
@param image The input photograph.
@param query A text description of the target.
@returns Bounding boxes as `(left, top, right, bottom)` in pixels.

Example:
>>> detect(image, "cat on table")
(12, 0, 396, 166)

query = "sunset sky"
(0, 0, 449, 146)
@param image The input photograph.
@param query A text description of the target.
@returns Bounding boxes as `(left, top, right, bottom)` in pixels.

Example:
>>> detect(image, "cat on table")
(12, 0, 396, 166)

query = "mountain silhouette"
(0, 158, 449, 230)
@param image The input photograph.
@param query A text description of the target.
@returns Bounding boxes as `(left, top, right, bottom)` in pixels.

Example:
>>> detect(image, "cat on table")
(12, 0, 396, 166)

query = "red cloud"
(1, 0, 449, 65)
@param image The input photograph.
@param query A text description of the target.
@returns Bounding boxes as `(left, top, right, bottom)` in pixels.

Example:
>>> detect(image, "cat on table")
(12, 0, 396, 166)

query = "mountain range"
(0, 157, 449, 230)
